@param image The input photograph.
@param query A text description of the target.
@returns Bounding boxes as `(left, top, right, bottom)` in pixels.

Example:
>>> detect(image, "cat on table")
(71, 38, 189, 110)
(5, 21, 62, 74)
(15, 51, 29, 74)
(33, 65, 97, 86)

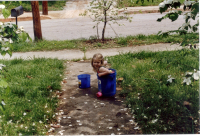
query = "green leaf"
(5, 86, 10, 96)
(2, 9, 11, 19)
(191, 3, 199, 11)
(0, 104, 5, 113)
(1, 51, 6, 56)
(192, 26, 198, 32)
(19, 32, 28, 42)
(178, 11, 182, 15)
(0, 79, 8, 88)
(7, 50, 12, 57)
(169, 13, 179, 22)
(19, 1, 22, 5)
(157, 17, 163, 22)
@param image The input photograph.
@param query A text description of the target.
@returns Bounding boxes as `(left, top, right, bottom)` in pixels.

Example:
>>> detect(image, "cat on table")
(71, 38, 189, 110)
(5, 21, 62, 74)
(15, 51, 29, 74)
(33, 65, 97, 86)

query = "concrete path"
(51, 62, 142, 135)
(0, 43, 183, 60)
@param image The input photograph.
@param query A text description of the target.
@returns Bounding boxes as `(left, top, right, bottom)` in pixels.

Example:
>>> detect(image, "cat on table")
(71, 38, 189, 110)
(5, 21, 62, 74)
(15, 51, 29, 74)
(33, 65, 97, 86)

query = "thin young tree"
(80, 0, 132, 41)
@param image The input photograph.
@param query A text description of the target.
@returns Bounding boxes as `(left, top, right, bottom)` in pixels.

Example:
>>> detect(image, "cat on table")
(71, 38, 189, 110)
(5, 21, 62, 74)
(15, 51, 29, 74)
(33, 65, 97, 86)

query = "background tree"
(157, 0, 199, 48)
(80, 0, 132, 41)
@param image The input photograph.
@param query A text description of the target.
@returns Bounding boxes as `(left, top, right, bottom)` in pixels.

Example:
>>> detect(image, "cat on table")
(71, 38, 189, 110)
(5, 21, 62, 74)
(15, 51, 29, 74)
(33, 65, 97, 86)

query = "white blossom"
(1, 100, 5, 105)
(19, 26, 24, 31)
(182, 77, 191, 85)
(185, 71, 193, 76)
(16, 30, 21, 34)
(173, 0, 180, 3)
(23, 112, 26, 116)
(165, 0, 173, 4)
(0, 64, 6, 70)
(193, 69, 200, 80)
(167, 75, 175, 83)
(0, 22, 3, 25)
(0, 5, 5, 9)
(1, 47, 9, 51)
(159, 2, 166, 8)
(9, 38, 13, 43)
(151, 119, 158, 123)
(184, 0, 194, 6)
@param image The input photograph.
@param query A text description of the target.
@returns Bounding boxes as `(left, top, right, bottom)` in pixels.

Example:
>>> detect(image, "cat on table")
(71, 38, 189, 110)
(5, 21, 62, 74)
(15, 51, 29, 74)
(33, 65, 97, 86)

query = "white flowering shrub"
(0, 4, 31, 114)
(157, 0, 199, 47)
(0, 22, 32, 57)
(80, 0, 132, 41)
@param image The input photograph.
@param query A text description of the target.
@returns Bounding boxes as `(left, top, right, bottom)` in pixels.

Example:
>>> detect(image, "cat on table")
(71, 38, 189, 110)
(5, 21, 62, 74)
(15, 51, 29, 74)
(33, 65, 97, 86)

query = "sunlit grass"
(107, 48, 199, 134)
(0, 58, 65, 135)
(11, 33, 199, 52)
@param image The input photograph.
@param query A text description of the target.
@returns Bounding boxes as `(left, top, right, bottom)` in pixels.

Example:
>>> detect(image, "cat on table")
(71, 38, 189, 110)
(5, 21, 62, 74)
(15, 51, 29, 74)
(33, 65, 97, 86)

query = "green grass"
(0, 58, 65, 135)
(11, 33, 199, 52)
(118, 0, 185, 7)
(107, 48, 199, 134)
(0, 1, 67, 12)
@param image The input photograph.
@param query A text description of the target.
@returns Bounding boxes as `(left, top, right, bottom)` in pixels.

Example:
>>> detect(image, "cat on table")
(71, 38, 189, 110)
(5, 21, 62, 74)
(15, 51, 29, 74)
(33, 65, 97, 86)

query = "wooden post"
(31, 1, 42, 41)
(42, 1, 48, 15)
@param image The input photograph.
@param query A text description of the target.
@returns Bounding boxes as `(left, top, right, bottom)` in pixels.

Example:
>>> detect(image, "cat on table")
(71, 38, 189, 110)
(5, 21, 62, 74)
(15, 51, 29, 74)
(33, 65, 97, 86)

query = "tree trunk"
(31, 1, 42, 41)
(102, 2, 107, 41)
(42, 1, 48, 15)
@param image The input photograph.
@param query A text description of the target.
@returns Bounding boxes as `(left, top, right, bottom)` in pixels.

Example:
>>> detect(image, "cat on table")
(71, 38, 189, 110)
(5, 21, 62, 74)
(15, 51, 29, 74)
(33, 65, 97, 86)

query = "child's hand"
(98, 73, 102, 77)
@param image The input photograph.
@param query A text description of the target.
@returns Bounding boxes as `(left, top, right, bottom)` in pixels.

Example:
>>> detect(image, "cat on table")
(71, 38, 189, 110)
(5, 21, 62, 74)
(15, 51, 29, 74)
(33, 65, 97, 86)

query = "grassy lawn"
(0, 58, 65, 135)
(11, 33, 199, 52)
(0, 1, 67, 12)
(107, 48, 199, 134)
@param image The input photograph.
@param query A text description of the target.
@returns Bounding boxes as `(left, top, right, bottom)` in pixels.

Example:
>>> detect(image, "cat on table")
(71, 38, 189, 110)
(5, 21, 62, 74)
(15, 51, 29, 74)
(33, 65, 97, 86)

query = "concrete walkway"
(0, 43, 183, 60)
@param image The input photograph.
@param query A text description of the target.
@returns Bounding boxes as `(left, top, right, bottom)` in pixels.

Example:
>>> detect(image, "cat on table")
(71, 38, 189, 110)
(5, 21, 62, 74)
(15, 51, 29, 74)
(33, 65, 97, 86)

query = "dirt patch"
(0, 16, 51, 23)
(49, 61, 142, 135)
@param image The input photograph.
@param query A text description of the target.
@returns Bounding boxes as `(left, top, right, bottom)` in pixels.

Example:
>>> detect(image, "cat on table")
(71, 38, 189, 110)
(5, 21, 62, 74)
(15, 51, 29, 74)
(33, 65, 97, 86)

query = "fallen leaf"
(183, 101, 191, 106)
(149, 69, 155, 72)
(25, 109, 31, 112)
(26, 75, 32, 79)
(47, 86, 52, 89)
(132, 65, 136, 68)
(116, 87, 123, 91)
(63, 80, 67, 83)
(51, 125, 60, 128)
(118, 77, 123, 81)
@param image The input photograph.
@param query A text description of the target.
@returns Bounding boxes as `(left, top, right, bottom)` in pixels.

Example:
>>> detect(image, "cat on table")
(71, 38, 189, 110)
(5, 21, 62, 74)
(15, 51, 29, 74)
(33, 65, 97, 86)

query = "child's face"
(93, 59, 102, 69)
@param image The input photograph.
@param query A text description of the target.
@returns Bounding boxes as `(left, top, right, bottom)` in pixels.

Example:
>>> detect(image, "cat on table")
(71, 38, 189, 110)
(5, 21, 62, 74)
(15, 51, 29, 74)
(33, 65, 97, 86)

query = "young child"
(91, 53, 113, 77)
(91, 53, 113, 97)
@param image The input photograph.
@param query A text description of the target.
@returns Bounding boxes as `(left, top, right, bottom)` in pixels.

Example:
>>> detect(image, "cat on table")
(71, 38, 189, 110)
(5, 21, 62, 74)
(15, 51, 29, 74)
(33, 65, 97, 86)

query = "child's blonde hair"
(91, 53, 104, 72)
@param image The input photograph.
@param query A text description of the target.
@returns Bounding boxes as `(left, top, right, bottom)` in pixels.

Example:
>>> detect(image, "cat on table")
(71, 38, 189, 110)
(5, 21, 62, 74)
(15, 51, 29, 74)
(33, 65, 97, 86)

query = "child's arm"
(98, 67, 112, 77)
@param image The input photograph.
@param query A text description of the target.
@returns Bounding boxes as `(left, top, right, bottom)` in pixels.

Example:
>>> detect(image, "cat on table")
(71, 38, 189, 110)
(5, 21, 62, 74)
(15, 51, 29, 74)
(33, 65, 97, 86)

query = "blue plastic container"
(77, 74, 90, 88)
(97, 69, 117, 97)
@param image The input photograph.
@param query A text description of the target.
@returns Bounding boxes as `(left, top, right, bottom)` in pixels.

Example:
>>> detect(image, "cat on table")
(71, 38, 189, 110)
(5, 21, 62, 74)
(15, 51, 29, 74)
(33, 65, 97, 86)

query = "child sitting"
(91, 53, 113, 77)
(91, 53, 113, 97)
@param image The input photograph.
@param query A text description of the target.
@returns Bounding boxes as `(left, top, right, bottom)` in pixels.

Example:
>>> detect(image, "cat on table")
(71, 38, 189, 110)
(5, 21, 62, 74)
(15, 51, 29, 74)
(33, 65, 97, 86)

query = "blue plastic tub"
(77, 74, 90, 88)
(97, 69, 117, 97)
